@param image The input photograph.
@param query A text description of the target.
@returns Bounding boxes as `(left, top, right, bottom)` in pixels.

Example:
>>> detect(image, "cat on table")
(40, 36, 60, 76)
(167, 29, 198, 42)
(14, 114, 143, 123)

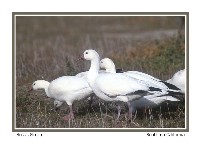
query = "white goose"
(52, 72, 93, 109)
(100, 58, 180, 112)
(54, 69, 118, 110)
(100, 58, 181, 93)
(166, 69, 185, 94)
(29, 76, 93, 120)
(83, 49, 169, 120)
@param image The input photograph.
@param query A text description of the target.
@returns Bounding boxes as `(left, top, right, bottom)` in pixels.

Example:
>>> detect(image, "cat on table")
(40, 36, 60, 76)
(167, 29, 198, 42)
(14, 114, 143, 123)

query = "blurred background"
(15, 16, 185, 128)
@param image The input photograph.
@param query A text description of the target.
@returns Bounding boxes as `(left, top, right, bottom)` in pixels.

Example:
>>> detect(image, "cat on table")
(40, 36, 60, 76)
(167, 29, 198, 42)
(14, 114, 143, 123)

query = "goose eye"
(85, 52, 88, 54)
(33, 83, 36, 86)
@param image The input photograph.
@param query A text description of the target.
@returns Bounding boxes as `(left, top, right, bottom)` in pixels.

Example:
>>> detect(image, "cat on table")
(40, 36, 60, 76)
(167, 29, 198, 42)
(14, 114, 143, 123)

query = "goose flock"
(29, 49, 185, 121)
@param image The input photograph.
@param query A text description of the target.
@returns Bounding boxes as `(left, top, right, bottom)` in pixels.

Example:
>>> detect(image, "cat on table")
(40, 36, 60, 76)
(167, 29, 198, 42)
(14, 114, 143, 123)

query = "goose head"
(83, 49, 100, 84)
(53, 100, 64, 111)
(83, 49, 100, 61)
(100, 58, 116, 73)
(29, 80, 50, 94)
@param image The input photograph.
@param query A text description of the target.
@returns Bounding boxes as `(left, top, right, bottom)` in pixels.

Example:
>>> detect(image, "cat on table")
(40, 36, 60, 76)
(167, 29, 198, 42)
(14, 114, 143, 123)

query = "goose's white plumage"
(51, 72, 92, 109)
(75, 70, 108, 79)
(95, 73, 150, 102)
(31, 76, 93, 120)
(83, 49, 168, 120)
(100, 58, 180, 92)
(100, 58, 179, 112)
(166, 69, 185, 94)
(124, 71, 168, 90)
(75, 71, 88, 79)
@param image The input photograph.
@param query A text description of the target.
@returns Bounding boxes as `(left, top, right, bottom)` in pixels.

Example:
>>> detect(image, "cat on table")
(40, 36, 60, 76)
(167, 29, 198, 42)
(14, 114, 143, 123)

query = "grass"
(15, 16, 185, 129)
(16, 93, 185, 128)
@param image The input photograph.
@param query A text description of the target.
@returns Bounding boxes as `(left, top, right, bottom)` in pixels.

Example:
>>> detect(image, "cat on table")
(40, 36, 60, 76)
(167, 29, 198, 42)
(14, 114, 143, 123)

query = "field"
(15, 16, 185, 129)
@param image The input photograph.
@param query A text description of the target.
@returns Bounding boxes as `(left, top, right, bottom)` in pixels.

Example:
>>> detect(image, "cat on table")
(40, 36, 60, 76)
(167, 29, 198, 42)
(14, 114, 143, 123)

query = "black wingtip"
(156, 91, 184, 101)
(161, 81, 181, 90)
(149, 87, 162, 92)
(116, 68, 124, 73)
(133, 90, 149, 95)
(167, 91, 184, 96)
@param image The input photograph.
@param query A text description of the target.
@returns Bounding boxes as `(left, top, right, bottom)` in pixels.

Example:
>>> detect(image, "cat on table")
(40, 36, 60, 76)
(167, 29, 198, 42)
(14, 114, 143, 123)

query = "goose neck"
(89, 58, 100, 74)
(41, 81, 50, 97)
(87, 57, 100, 86)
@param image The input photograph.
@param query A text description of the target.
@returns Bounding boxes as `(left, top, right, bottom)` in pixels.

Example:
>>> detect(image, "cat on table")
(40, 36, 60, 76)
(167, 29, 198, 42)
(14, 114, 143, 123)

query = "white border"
(13, 13, 188, 131)
(1, 0, 199, 143)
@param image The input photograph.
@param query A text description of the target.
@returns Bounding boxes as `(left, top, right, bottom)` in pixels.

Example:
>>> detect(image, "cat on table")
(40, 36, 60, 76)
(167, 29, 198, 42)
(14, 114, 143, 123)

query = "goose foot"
(62, 105, 74, 121)
(62, 114, 74, 121)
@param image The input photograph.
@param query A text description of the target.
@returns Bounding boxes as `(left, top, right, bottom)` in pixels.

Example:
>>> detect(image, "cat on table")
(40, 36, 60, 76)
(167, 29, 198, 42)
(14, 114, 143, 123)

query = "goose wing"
(95, 73, 150, 98)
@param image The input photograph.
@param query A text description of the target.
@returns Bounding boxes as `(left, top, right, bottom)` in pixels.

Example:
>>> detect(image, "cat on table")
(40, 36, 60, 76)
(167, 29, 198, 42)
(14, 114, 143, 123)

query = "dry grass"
(15, 16, 185, 129)
(16, 90, 185, 128)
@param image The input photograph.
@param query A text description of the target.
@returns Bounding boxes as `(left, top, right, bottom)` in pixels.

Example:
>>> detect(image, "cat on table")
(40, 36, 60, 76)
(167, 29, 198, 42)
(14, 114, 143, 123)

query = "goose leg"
(127, 101, 133, 121)
(62, 105, 74, 120)
(88, 94, 94, 111)
(116, 104, 121, 120)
